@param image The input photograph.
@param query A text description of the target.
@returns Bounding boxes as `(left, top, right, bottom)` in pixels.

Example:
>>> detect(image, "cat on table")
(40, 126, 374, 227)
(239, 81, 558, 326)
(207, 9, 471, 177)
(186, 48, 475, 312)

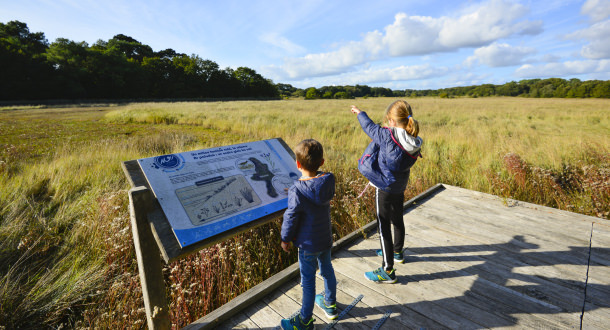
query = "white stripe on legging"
(376, 188, 391, 270)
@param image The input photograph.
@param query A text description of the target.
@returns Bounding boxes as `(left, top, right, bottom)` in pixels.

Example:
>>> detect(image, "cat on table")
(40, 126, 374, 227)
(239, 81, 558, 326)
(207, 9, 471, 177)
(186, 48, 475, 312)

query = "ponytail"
(386, 100, 419, 137)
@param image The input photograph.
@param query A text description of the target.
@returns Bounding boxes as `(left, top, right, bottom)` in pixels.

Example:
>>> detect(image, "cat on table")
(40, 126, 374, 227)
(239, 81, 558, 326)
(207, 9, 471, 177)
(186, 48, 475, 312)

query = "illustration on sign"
(176, 175, 262, 226)
(138, 139, 299, 248)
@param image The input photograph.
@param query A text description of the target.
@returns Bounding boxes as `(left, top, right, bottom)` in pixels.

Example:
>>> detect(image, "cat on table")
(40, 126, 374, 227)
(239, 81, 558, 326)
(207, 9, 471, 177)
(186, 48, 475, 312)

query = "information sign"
(138, 138, 299, 248)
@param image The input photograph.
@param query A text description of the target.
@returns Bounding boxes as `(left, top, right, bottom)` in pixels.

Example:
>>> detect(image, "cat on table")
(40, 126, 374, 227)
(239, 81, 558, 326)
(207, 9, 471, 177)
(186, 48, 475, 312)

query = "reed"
(0, 97, 608, 328)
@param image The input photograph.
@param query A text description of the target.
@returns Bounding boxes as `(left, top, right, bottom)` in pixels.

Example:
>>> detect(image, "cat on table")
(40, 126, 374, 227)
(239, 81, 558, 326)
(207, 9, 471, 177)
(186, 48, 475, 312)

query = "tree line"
(2, 20, 609, 102)
(279, 78, 610, 99)
(1, 21, 278, 100)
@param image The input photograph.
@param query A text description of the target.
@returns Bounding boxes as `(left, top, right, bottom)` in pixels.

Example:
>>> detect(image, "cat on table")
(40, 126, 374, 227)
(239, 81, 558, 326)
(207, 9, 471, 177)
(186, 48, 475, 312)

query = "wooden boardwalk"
(189, 184, 610, 329)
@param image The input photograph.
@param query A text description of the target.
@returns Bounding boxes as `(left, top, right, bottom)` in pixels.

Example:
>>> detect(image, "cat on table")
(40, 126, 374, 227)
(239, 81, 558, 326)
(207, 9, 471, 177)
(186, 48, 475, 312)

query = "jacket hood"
(390, 127, 422, 155)
(294, 172, 335, 206)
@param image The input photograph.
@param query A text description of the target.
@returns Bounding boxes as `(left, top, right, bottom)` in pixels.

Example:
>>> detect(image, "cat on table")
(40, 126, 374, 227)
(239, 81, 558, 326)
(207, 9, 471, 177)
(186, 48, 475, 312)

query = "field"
(1, 97, 609, 328)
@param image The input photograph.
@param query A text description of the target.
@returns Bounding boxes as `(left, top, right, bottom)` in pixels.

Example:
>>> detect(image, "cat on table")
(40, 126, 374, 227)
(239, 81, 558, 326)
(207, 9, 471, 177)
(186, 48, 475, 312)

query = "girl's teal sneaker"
(364, 267, 397, 283)
(376, 249, 405, 263)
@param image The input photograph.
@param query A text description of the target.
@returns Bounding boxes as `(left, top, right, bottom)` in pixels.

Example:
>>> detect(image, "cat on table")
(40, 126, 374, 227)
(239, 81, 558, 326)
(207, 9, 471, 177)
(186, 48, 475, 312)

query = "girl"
(350, 100, 422, 283)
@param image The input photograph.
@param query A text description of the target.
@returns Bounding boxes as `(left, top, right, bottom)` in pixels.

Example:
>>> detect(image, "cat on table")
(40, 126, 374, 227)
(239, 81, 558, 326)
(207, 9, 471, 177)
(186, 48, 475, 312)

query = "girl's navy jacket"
(357, 111, 422, 194)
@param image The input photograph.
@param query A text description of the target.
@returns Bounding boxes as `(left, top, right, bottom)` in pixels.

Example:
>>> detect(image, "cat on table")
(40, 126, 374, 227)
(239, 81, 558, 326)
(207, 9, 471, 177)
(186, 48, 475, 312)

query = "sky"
(2, 0, 610, 90)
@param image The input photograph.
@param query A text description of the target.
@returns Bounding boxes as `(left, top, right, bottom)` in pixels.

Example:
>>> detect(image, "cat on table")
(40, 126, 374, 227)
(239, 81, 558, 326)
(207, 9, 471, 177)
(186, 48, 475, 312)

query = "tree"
(305, 87, 321, 99)
(45, 38, 90, 97)
(334, 91, 352, 99)
(106, 34, 153, 62)
(0, 21, 58, 100)
(591, 80, 610, 98)
(233, 67, 278, 98)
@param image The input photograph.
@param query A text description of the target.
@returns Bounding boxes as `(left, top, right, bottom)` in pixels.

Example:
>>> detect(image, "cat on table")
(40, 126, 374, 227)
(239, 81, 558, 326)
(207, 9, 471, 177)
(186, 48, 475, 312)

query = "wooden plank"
(190, 183, 610, 329)
(407, 204, 610, 303)
(417, 193, 593, 251)
(184, 262, 300, 330)
(442, 185, 604, 227)
(403, 225, 587, 314)
(432, 187, 596, 246)
(405, 218, 589, 288)
(278, 277, 353, 329)
(241, 300, 283, 328)
(583, 222, 610, 330)
(212, 311, 259, 330)
(311, 275, 409, 330)
(406, 206, 610, 294)
(404, 218, 585, 282)
(582, 302, 610, 330)
(260, 283, 309, 327)
(190, 185, 449, 329)
(352, 232, 577, 328)
(129, 187, 170, 330)
(331, 249, 485, 329)
(330, 269, 448, 329)
(411, 203, 594, 274)
(123, 159, 152, 189)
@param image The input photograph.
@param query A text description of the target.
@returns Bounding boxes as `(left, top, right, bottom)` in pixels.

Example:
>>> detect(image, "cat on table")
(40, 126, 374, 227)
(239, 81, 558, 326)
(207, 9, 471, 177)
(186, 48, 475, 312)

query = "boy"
(280, 139, 338, 330)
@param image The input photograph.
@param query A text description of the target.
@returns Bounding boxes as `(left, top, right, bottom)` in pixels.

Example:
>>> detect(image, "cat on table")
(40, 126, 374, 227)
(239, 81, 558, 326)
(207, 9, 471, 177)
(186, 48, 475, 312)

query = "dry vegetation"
(1, 97, 608, 328)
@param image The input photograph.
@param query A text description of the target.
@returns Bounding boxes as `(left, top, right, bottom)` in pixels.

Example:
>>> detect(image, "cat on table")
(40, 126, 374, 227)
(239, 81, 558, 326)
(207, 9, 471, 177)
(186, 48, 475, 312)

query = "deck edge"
(183, 183, 447, 329)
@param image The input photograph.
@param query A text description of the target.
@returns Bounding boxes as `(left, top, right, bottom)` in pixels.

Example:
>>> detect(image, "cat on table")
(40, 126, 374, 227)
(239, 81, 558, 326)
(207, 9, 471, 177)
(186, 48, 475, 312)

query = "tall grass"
(1, 97, 608, 328)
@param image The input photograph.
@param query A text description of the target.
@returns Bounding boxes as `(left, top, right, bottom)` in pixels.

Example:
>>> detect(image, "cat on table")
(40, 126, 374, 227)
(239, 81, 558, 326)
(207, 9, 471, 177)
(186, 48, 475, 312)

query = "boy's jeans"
(298, 247, 337, 320)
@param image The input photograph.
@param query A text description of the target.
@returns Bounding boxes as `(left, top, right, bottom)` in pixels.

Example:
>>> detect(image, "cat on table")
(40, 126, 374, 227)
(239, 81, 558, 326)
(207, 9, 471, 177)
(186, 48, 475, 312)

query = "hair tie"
(407, 115, 412, 120)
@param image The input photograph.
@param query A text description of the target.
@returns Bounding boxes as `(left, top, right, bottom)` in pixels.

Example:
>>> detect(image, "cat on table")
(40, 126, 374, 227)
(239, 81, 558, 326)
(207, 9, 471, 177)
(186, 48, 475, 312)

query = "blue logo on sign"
(152, 154, 185, 172)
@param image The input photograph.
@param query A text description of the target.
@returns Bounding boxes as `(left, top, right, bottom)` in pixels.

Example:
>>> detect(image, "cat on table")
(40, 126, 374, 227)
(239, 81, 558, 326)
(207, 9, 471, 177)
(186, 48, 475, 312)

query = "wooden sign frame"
(122, 138, 295, 329)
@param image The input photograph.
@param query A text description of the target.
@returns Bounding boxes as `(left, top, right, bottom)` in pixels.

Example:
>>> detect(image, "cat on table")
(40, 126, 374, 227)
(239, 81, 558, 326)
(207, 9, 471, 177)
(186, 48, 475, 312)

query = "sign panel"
(138, 139, 299, 248)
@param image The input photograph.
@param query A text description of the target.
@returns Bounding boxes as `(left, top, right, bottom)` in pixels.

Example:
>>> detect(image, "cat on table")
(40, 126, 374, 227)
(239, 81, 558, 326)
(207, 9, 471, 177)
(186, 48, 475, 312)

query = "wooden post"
(129, 186, 171, 329)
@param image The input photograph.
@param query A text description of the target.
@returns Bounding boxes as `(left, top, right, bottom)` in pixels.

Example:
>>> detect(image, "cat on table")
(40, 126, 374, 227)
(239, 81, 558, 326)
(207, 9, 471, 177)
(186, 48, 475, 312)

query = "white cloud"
(265, 0, 542, 80)
(437, 0, 542, 48)
(567, 20, 610, 59)
(581, 0, 610, 22)
(515, 59, 610, 77)
(259, 33, 307, 56)
(465, 42, 536, 67)
(542, 54, 561, 63)
(278, 40, 375, 78)
(349, 64, 450, 84)
(383, 14, 445, 56)
(278, 64, 450, 87)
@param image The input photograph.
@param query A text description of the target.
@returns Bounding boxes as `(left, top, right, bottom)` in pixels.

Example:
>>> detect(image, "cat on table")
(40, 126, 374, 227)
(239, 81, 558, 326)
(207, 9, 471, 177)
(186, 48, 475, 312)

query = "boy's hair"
(386, 100, 420, 137)
(295, 139, 324, 172)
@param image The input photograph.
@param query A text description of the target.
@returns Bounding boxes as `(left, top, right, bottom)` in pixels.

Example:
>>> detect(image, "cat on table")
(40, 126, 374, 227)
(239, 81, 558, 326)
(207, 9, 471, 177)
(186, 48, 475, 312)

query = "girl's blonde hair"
(386, 100, 419, 137)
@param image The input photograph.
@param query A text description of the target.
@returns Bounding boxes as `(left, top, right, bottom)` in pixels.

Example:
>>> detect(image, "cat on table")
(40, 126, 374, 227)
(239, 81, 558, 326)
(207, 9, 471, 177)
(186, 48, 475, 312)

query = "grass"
(1, 97, 608, 328)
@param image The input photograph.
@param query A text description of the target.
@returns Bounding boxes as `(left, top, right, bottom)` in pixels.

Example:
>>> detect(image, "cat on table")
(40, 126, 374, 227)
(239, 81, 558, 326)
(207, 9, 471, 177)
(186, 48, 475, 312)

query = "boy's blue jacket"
(281, 172, 335, 253)
(357, 111, 422, 194)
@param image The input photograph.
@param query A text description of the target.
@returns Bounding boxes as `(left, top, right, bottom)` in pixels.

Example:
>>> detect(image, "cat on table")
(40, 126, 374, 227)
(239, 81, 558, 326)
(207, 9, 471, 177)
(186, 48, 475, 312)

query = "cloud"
(276, 63, 450, 87)
(515, 59, 610, 77)
(465, 42, 536, 67)
(567, 19, 610, 59)
(259, 33, 307, 56)
(581, 0, 610, 22)
(344, 64, 450, 85)
(436, 0, 542, 48)
(265, 0, 542, 80)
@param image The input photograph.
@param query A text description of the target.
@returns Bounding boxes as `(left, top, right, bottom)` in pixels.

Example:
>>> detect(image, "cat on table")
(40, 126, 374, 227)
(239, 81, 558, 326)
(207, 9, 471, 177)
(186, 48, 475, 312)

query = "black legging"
(375, 188, 405, 271)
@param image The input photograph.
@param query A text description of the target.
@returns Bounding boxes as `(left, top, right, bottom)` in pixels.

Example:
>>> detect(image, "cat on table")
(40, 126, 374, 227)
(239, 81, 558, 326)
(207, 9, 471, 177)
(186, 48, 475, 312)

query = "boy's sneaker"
(376, 249, 405, 263)
(280, 313, 314, 330)
(315, 293, 338, 320)
(364, 267, 397, 283)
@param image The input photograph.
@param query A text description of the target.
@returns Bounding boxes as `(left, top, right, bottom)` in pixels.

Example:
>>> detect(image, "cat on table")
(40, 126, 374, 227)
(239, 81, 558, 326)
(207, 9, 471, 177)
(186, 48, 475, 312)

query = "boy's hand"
(281, 241, 292, 252)
(350, 105, 361, 114)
